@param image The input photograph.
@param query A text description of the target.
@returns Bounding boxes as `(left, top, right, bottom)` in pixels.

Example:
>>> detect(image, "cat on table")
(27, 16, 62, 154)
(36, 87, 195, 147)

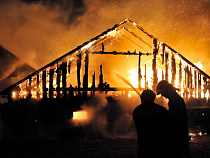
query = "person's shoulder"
(133, 104, 142, 111)
(133, 104, 144, 114)
(153, 103, 168, 111)
(169, 92, 185, 104)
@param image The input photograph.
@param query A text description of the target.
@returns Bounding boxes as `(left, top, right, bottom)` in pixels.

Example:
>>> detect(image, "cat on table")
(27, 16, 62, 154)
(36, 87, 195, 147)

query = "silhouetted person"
(133, 89, 170, 158)
(156, 80, 190, 158)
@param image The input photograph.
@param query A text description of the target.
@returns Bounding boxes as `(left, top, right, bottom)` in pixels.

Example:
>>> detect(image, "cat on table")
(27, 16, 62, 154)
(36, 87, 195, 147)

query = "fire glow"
(73, 110, 88, 120)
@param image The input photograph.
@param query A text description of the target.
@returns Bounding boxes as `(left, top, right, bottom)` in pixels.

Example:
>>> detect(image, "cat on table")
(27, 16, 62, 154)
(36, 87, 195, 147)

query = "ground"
(0, 135, 210, 158)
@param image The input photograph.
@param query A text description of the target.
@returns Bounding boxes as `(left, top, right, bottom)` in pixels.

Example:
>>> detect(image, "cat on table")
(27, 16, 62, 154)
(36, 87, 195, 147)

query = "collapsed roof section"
(1, 19, 210, 100)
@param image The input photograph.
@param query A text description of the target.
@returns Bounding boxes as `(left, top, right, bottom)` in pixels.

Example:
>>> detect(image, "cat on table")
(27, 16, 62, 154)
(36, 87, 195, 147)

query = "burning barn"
(0, 19, 210, 142)
(1, 19, 210, 102)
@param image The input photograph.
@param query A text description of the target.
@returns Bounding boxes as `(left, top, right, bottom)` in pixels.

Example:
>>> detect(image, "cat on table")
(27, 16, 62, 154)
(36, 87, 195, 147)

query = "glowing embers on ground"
(73, 110, 88, 121)
(189, 132, 207, 141)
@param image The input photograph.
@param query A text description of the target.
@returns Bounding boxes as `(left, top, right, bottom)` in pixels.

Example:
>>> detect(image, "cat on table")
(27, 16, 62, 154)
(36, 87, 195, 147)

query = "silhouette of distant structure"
(0, 45, 35, 92)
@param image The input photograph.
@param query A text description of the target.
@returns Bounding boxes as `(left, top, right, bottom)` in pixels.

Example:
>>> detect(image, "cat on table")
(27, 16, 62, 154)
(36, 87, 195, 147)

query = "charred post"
(98, 65, 104, 91)
(68, 62, 71, 74)
(42, 70, 47, 99)
(198, 73, 202, 98)
(36, 74, 40, 99)
(171, 53, 176, 86)
(49, 69, 54, 99)
(145, 64, 147, 88)
(203, 77, 207, 98)
(91, 71, 96, 97)
(83, 51, 89, 98)
(138, 53, 142, 89)
(194, 70, 197, 98)
(152, 38, 158, 91)
(77, 53, 82, 98)
(165, 52, 169, 82)
(184, 66, 189, 98)
(179, 61, 182, 89)
(61, 62, 67, 98)
(28, 77, 32, 98)
(189, 67, 193, 97)
(56, 65, 61, 99)
(162, 43, 165, 65)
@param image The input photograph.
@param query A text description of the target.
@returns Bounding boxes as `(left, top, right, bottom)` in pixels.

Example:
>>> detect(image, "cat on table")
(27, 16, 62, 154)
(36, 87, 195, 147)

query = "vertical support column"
(189, 67, 192, 98)
(185, 66, 190, 98)
(194, 70, 197, 98)
(152, 38, 158, 91)
(145, 64, 147, 88)
(56, 65, 61, 99)
(61, 62, 67, 98)
(165, 52, 169, 82)
(198, 73, 201, 98)
(49, 69, 54, 99)
(98, 65, 104, 92)
(37, 74, 40, 99)
(161, 44, 165, 65)
(68, 62, 71, 74)
(91, 71, 95, 97)
(28, 77, 32, 98)
(138, 53, 142, 89)
(187, 66, 190, 88)
(77, 53, 82, 98)
(203, 77, 207, 99)
(207, 79, 210, 102)
(179, 61, 182, 89)
(42, 70, 47, 99)
(171, 53, 176, 86)
(83, 51, 89, 97)
(161, 44, 165, 80)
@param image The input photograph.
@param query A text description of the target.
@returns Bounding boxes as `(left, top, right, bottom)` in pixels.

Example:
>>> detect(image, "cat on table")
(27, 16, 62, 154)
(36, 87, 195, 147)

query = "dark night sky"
(0, 0, 210, 74)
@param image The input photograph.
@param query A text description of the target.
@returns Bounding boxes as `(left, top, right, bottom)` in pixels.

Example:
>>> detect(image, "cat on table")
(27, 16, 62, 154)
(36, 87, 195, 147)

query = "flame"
(127, 68, 138, 88)
(194, 61, 203, 70)
(73, 110, 87, 120)
(81, 41, 94, 51)
(107, 30, 118, 37)
(12, 91, 17, 99)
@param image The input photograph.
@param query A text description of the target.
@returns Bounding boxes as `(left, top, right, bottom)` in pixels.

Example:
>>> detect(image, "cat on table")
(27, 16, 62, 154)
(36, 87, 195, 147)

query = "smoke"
(0, 61, 23, 82)
(72, 93, 138, 138)
(1, 0, 210, 74)
(0, 0, 87, 69)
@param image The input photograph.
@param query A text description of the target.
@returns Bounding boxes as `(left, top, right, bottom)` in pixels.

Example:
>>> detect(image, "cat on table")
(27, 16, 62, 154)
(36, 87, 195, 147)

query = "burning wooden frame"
(1, 19, 210, 102)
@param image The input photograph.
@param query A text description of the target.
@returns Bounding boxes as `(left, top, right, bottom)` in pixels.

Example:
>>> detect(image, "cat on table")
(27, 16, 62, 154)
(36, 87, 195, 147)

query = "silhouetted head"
(140, 89, 156, 103)
(156, 80, 176, 98)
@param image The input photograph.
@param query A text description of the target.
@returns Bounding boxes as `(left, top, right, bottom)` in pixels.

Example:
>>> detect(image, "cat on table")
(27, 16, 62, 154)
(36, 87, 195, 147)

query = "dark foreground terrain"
(0, 135, 210, 158)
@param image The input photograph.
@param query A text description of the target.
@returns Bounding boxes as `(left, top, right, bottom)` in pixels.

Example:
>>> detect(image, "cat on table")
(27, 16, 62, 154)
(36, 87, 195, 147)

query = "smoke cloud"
(72, 93, 138, 138)
(0, 0, 210, 74)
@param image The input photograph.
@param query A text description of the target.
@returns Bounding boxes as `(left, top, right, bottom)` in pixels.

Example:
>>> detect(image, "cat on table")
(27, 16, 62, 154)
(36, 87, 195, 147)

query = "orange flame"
(73, 110, 88, 120)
